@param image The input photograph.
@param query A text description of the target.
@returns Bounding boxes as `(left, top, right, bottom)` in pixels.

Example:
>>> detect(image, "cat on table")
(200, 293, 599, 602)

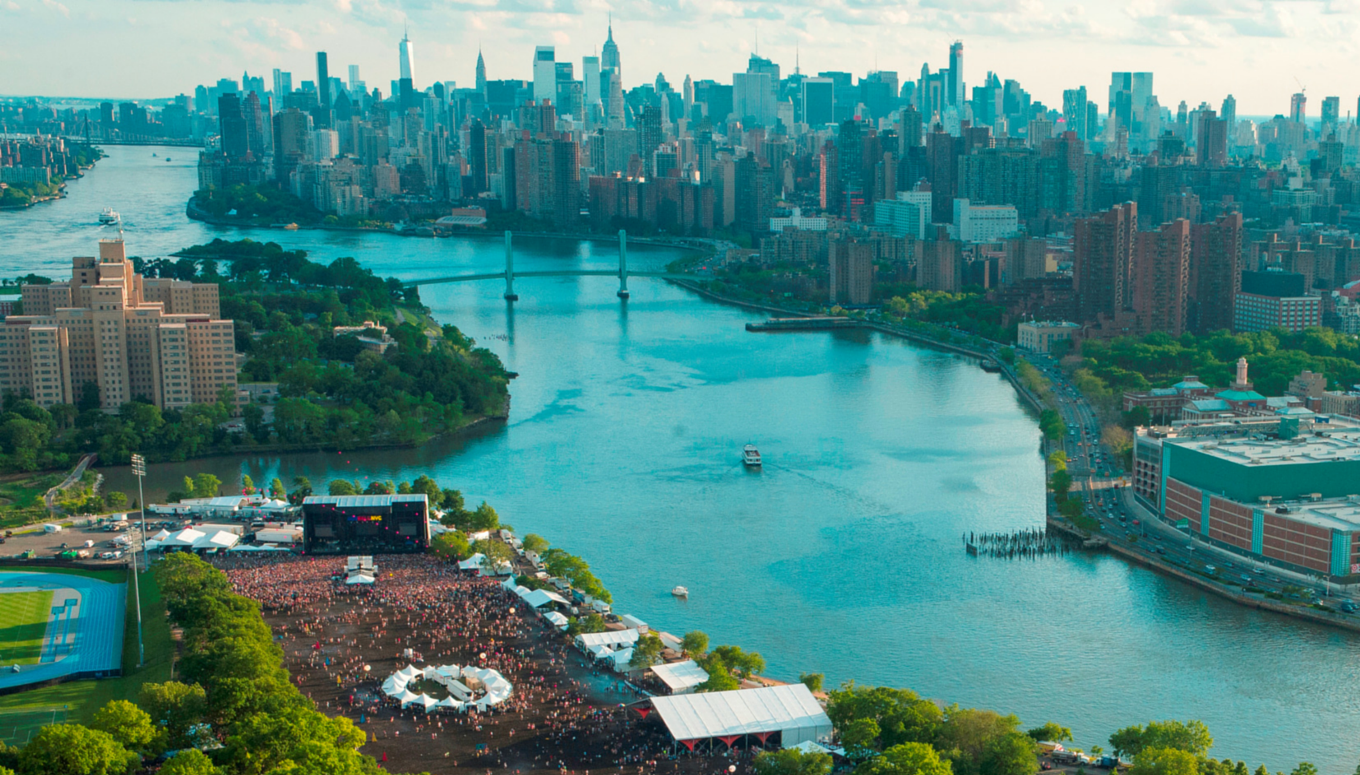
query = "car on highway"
(1342, 602, 1357, 613)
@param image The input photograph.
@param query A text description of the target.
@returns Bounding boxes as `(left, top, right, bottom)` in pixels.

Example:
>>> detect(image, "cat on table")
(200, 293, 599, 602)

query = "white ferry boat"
(98, 207, 120, 225)
(671, 586, 688, 598)
(742, 444, 762, 468)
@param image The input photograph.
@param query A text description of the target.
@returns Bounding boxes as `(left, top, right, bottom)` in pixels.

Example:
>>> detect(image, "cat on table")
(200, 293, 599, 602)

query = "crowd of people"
(214, 552, 717, 774)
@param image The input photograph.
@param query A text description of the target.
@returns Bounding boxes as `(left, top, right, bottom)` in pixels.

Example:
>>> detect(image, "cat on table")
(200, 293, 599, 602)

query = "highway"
(1021, 351, 1357, 613)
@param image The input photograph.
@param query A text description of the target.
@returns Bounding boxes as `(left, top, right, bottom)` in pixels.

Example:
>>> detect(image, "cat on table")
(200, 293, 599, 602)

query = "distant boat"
(671, 586, 689, 598)
(284, 223, 299, 231)
(743, 444, 762, 468)
(98, 207, 120, 225)
(152, 152, 157, 157)
(165, 157, 171, 162)
(980, 359, 1003, 373)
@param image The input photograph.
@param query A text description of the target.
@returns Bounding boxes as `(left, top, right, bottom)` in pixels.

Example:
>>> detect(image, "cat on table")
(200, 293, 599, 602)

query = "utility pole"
(129, 454, 147, 668)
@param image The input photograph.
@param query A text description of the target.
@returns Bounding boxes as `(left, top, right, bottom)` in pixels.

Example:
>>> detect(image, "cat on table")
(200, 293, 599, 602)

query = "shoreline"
(185, 195, 713, 257)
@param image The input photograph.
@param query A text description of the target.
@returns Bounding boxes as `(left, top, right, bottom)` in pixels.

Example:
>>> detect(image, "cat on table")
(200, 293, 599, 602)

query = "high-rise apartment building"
(1062, 86, 1088, 140)
(0, 239, 237, 412)
(829, 239, 875, 305)
(272, 69, 292, 100)
(1074, 202, 1137, 323)
(947, 41, 964, 108)
(1190, 212, 1243, 334)
(1290, 92, 1306, 124)
(1133, 219, 1191, 336)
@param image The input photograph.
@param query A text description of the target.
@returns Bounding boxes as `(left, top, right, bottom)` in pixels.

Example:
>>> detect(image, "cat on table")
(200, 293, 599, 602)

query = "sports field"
(0, 591, 53, 665)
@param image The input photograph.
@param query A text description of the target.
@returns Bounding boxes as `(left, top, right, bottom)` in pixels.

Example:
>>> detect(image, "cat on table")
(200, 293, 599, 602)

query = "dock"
(745, 317, 864, 332)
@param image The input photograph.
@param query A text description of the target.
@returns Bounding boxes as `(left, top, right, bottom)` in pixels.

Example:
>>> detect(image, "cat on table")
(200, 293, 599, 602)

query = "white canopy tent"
(521, 589, 570, 609)
(649, 684, 833, 750)
(575, 629, 639, 652)
(650, 660, 709, 694)
(542, 611, 569, 630)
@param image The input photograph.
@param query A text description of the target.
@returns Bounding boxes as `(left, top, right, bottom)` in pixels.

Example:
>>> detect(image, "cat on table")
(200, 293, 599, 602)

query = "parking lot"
(0, 518, 156, 565)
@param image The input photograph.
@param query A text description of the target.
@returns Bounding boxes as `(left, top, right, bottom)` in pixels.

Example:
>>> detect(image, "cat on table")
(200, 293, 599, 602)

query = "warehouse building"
(1136, 418, 1360, 577)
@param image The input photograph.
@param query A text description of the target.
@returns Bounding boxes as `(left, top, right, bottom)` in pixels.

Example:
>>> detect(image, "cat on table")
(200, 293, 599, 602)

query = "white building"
(952, 198, 1018, 243)
(768, 208, 827, 232)
(1018, 320, 1080, 353)
(873, 191, 932, 239)
(533, 47, 556, 104)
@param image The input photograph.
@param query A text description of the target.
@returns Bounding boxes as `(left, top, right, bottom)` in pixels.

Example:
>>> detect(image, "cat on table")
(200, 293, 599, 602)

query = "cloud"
(2, 1, 20, 10)
(41, 0, 68, 16)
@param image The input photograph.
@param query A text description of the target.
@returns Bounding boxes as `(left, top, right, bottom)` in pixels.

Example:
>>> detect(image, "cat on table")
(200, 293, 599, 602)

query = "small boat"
(671, 586, 689, 598)
(165, 157, 171, 162)
(980, 359, 1002, 373)
(284, 223, 300, 230)
(743, 444, 762, 468)
(98, 207, 120, 225)
(152, 152, 157, 157)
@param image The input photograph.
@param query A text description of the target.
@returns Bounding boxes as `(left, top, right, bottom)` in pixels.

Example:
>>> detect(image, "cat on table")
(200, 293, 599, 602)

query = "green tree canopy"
(1129, 747, 1200, 775)
(158, 749, 219, 775)
(138, 681, 208, 750)
(752, 747, 833, 775)
(16, 723, 136, 775)
(681, 631, 709, 656)
(854, 742, 954, 775)
(89, 699, 159, 753)
(826, 683, 943, 751)
(629, 633, 665, 669)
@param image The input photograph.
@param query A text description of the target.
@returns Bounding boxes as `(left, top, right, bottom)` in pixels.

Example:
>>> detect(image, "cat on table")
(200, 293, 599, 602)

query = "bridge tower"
(617, 229, 629, 299)
(503, 231, 518, 301)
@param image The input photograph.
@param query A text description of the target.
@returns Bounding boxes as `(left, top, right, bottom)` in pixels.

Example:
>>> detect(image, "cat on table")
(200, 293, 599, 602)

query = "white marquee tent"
(521, 589, 570, 609)
(648, 684, 833, 750)
(650, 660, 709, 694)
(574, 629, 640, 652)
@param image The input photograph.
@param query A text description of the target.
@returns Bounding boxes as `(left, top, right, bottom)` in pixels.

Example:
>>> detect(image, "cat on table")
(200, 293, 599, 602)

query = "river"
(4, 147, 1357, 771)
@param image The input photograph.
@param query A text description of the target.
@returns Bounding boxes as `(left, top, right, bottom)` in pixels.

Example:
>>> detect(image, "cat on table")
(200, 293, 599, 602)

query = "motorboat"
(671, 586, 689, 598)
(98, 207, 120, 225)
(743, 444, 762, 467)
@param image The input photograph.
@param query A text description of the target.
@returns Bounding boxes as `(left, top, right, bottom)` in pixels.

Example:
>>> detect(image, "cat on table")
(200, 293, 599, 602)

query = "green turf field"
(0, 591, 53, 666)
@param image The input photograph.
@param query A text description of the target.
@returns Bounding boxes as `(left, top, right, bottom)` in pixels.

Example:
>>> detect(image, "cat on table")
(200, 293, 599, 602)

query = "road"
(42, 454, 97, 514)
(1022, 352, 1355, 612)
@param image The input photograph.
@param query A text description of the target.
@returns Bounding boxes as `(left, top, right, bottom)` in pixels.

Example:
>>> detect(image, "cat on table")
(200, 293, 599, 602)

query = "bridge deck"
(407, 271, 695, 287)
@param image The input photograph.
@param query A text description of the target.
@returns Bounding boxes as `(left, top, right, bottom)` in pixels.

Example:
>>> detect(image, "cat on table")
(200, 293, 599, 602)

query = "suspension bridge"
(403, 230, 696, 300)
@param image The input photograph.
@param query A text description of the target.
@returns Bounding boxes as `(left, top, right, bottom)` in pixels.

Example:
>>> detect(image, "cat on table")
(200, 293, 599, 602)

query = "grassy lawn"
(0, 591, 54, 665)
(0, 472, 62, 530)
(0, 566, 174, 744)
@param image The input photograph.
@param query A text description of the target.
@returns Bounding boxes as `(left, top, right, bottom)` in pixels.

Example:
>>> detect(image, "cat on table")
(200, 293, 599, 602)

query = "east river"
(4, 148, 1358, 771)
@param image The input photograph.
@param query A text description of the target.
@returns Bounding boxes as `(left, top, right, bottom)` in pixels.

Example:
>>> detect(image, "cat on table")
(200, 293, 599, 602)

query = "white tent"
(395, 689, 420, 705)
(521, 589, 570, 609)
(396, 665, 423, 680)
(610, 648, 636, 673)
(543, 611, 569, 630)
(650, 660, 709, 694)
(161, 528, 206, 548)
(381, 676, 406, 696)
(413, 694, 440, 712)
(193, 530, 239, 551)
(345, 572, 376, 585)
(575, 629, 640, 652)
(458, 554, 485, 570)
(151, 529, 171, 541)
(649, 684, 833, 749)
(789, 741, 835, 755)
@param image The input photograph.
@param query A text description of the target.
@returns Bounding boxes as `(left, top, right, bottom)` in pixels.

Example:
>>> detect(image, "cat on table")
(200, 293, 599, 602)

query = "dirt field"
(222, 555, 757, 775)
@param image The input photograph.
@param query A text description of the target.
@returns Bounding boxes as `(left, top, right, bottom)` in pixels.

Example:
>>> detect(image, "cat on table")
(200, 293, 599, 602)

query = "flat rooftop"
(1261, 498, 1360, 532)
(1173, 429, 1360, 467)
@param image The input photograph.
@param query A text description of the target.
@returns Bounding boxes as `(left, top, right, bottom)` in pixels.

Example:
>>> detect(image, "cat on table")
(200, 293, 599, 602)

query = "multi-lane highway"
(1022, 351, 1356, 612)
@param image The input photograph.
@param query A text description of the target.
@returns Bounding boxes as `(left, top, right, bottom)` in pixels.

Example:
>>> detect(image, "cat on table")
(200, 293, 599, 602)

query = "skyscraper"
(601, 20, 621, 83)
(272, 69, 292, 99)
(1290, 92, 1306, 123)
(638, 105, 663, 175)
(476, 50, 487, 96)
(802, 78, 834, 126)
(348, 65, 362, 92)
(1062, 86, 1088, 140)
(218, 93, 249, 160)
(607, 71, 625, 128)
(315, 52, 332, 128)
(533, 46, 556, 104)
(947, 41, 964, 108)
(399, 32, 416, 85)
(1321, 96, 1340, 133)
(583, 56, 600, 108)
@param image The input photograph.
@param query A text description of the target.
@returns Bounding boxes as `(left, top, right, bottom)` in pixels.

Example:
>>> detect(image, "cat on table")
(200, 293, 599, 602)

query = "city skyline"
(2, 0, 1359, 115)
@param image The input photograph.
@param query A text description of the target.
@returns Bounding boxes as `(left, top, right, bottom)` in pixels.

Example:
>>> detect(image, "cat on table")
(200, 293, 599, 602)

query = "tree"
(16, 723, 136, 775)
(1129, 747, 1199, 775)
(242, 403, 267, 441)
(269, 478, 286, 499)
(1290, 765, 1318, 775)
(89, 699, 159, 753)
(104, 491, 129, 511)
(240, 474, 255, 494)
(472, 538, 513, 575)
(752, 748, 832, 775)
(938, 707, 1022, 775)
(681, 631, 709, 656)
(440, 488, 466, 519)
(138, 681, 207, 750)
(1026, 722, 1073, 743)
(158, 749, 218, 775)
(1112, 721, 1213, 759)
(629, 632, 664, 669)
(980, 732, 1039, 775)
(192, 473, 221, 498)
(799, 672, 825, 693)
(855, 742, 954, 775)
(841, 717, 883, 758)
(429, 531, 470, 561)
(409, 474, 442, 503)
(329, 479, 359, 496)
(567, 614, 607, 636)
(467, 501, 500, 531)
(521, 533, 550, 555)
(826, 683, 943, 751)
(707, 645, 764, 677)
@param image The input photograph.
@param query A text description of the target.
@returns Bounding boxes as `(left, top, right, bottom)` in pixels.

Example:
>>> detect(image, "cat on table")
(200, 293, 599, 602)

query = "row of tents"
(379, 663, 512, 714)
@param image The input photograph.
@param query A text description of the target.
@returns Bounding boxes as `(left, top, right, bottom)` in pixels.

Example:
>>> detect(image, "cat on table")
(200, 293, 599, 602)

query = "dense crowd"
(214, 553, 709, 774)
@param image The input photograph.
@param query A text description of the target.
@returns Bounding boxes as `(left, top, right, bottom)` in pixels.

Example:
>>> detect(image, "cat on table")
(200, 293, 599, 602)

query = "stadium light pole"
(130, 454, 147, 668)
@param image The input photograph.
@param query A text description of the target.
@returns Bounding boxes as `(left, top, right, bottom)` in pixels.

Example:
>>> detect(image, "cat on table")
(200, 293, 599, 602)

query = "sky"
(1, 0, 1359, 116)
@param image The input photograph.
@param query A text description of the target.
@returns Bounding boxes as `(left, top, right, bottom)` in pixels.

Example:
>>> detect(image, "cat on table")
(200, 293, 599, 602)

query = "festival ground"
(219, 555, 756, 775)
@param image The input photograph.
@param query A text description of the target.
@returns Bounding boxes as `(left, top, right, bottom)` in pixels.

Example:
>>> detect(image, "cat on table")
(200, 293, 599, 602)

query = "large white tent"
(649, 684, 833, 750)
(521, 589, 570, 609)
(575, 629, 640, 651)
(650, 660, 709, 694)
